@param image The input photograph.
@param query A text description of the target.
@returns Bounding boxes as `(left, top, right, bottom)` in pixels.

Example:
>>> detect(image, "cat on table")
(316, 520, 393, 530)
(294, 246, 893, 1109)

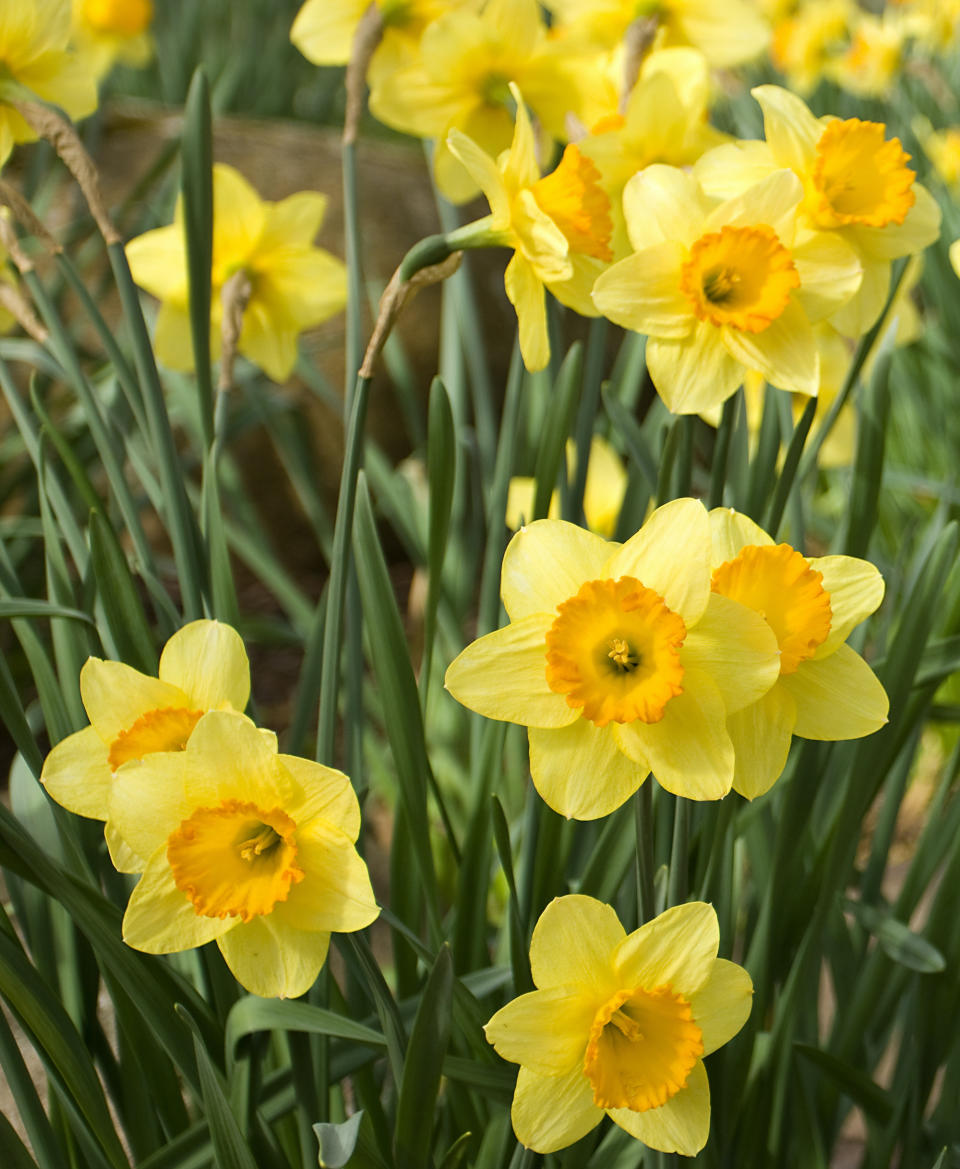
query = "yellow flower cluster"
(41, 621, 378, 999)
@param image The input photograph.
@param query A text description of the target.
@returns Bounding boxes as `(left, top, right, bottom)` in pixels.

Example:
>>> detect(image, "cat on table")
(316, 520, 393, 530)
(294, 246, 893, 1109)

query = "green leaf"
(793, 1043, 893, 1122)
(0, 599, 95, 624)
(842, 346, 891, 558)
(393, 945, 454, 1169)
(601, 385, 658, 493)
(225, 996, 387, 1068)
(182, 67, 215, 444)
(846, 900, 946, 974)
(533, 341, 581, 521)
(438, 1133, 472, 1169)
(0, 1111, 41, 1169)
(313, 1113, 363, 1169)
(87, 509, 157, 674)
(200, 446, 240, 625)
(423, 375, 456, 697)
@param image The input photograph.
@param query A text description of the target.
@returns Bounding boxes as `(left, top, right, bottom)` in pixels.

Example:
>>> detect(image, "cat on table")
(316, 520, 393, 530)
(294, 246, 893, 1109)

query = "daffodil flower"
(0, 0, 98, 166)
(41, 620, 250, 868)
(592, 164, 862, 414)
(445, 499, 781, 818)
(126, 163, 347, 383)
(769, 0, 857, 95)
(709, 508, 889, 800)
(107, 711, 379, 999)
(445, 87, 613, 371)
(694, 86, 942, 338)
(485, 895, 752, 1155)
(72, 0, 153, 81)
(506, 436, 628, 537)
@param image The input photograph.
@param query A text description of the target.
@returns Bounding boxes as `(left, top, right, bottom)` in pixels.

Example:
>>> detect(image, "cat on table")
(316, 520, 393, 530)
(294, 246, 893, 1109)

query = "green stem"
(635, 782, 656, 925)
(708, 393, 739, 509)
(667, 796, 689, 907)
(765, 394, 817, 537)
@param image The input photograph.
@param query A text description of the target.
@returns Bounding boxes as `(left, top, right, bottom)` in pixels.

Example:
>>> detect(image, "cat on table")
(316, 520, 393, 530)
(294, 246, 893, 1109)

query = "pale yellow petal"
(608, 1058, 710, 1155)
(182, 711, 287, 809)
(153, 301, 199, 372)
(278, 756, 361, 840)
(218, 916, 330, 999)
(613, 902, 719, 996)
(251, 249, 347, 330)
(791, 230, 864, 322)
(582, 437, 628, 538)
(125, 224, 188, 301)
(158, 619, 250, 713)
(500, 519, 611, 622)
(690, 959, 753, 1055)
(681, 592, 781, 714)
(502, 85, 542, 192)
(505, 477, 538, 530)
(104, 824, 146, 875)
(621, 165, 706, 253)
(40, 725, 110, 820)
(505, 252, 550, 373)
(272, 821, 378, 933)
(238, 306, 300, 383)
(674, 0, 769, 67)
(591, 242, 693, 339)
(290, 0, 368, 65)
(108, 753, 192, 861)
(484, 987, 596, 1073)
(605, 497, 711, 627)
(257, 191, 327, 251)
(810, 555, 885, 656)
(721, 300, 818, 397)
(122, 857, 231, 953)
(211, 164, 267, 281)
(781, 644, 888, 740)
(446, 128, 510, 225)
(528, 720, 648, 820)
(709, 506, 774, 564)
(728, 684, 797, 801)
(828, 257, 890, 338)
(445, 615, 577, 728)
(708, 169, 802, 241)
(646, 322, 745, 415)
(694, 140, 777, 201)
(529, 894, 625, 989)
(751, 84, 821, 175)
(511, 1065, 601, 1153)
(848, 184, 942, 261)
(80, 658, 187, 742)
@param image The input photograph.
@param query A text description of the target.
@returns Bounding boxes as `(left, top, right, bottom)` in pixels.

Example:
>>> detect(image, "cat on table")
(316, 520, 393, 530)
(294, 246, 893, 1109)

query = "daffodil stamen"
(811, 118, 916, 229)
(108, 706, 204, 771)
(711, 543, 833, 675)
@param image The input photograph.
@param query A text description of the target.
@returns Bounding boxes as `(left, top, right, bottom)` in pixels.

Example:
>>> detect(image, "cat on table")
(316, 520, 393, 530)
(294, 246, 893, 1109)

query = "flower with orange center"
(708, 509, 889, 800)
(72, 0, 153, 80)
(445, 499, 781, 818)
(107, 710, 379, 998)
(41, 620, 250, 868)
(592, 165, 861, 414)
(444, 86, 614, 370)
(485, 896, 753, 1155)
(693, 86, 941, 338)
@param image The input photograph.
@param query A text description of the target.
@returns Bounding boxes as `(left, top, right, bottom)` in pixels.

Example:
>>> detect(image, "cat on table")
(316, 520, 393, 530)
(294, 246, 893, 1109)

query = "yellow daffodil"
(892, 0, 960, 50)
(486, 895, 752, 1155)
(694, 86, 941, 339)
(506, 436, 628, 537)
(446, 88, 613, 371)
(71, 0, 153, 80)
(825, 11, 907, 99)
(591, 165, 862, 415)
(950, 239, 960, 278)
(915, 118, 960, 190)
(542, 0, 770, 67)
(0, 0, 98, 166)
(107, 710, 379, 999)
(445, 499, 780, 818)
(770, 0, 854, 94)
(41, 620, 250, 867)
(709, 508, 888, 800)
(126, 163, 347, 383)
(368, 0, 605, 203)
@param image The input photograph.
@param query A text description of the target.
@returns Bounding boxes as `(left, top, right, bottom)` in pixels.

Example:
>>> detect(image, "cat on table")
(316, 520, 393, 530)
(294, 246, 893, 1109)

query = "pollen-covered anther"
(545, 576, 686, 726)
(811, 118, 916, 229)
(108, 706, 204, 771)
(532, 144, 614, 262)
(680, 225, 799, 333)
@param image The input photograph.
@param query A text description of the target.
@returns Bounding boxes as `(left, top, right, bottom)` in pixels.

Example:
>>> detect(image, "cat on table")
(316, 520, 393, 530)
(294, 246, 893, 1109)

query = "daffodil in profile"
(506, 436, 628, 537)
(709, 508, 888, 799)
(107, 711, 379, 999)
(591, 165, 862, 414)
(445, 499, 780, 818)
(0, 0, 98, 166)
(446, 88, 614, 371)
(126, 163, 347, 383)
(694, 86, 941, 338)
(486, 895, 752, 1155)
(71, 0, 154, 80)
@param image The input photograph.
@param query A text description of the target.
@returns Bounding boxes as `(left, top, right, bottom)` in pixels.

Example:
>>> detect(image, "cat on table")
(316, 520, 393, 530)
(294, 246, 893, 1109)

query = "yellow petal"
(681, 593, 781, 714)
(708, 169, 803, 242)
(529, 720, 648, 819)
(485, 986, 597, 1073)
(529, 894, 625, 989)
(505, 476, 539, 530)
(80, 658, 187, 742)
(445, 615, 578, 728)
(218, 915, 330, 999)
(582, 437, 628, 538)
(278, 755, 361, 840)
(791, 230, 864, 322)
(689, 958, 754, 1055)
(675, 0, 769, 67)
(237, 307, 300, 383)
(828, 257, 890, 338)
(848, 184, 942, 261)
(500, 519, 610, 622)
(511, 1064, 601, 1153)
(505, 252, 550, 373)
(290, 0, 368, 65)
(606, 497, 711, 627)
(728, 684, 797, 800)
(780, 644, 888, 740)
(108, 753, 191, 861)
(104, 823, 145, 875)
(251, 249, 347, 330)
(591, 242, 693, 339)
(158, 620, 250, 713)
(608, 1058, 710, 1154)
(646, 322, 745, 415)
(810, 555, 885, 656)
(126, 224, 188, 301)
(751, 84, 821, 175)
(153, 301, 200, 371)
(694, 140, 777, 201)
(621, 165, 706, 253)
(183, 711, 287, 809)
(211, 165, 267, 281)
(502, 85, 542, 193)
(721, 299, 818, 397)
(272, 821, 378, 933)
(257, 191, 328, 250)
(41, 725, 110, 819)
(613, 902, 719, 997)
(446, 128, 510, 225)
(709, 506, 774, 564)
(615, 669, 733, 800)
(123, 856, 232, 953)
(513, 190, 572, 282)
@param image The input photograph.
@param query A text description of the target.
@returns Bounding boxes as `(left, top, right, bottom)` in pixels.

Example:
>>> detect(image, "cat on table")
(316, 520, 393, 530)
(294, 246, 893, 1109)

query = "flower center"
(680, 225, 799, 333)
(711, 543, 832, 675)
(583, 985, 703, 1112)
(108, 706, 204, 771)
(531, 145, 614, 262)
(83, 0, 153, 36)
(810, 118, 916, 229)
(167, 800, 304, 923)
(545, 576, 686, 727)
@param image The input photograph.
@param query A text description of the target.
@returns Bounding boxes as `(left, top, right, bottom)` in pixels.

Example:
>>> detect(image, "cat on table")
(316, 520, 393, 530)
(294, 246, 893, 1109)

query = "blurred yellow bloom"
(770, 0, 854, 95)
(445, 499, 780, 818)
(695, 86, 941, 339)
(949, 238, 960, 279)
(915, 119, 960, 190)
(0, 0, 98, 166)
(506, 436, 628, 536)
(72, 0, 153, 80)
(369, 0, 604, 203)
(126, 163, 347, 383)
(592, 165, 861, 414)
(709, 508, 888, 799)
(891, 0, 960, 50)
(486, 896, 752, 1155)
(825, 11, 906, 99)
(447, 89, 613, 370)
(108, 711, 379, 998)
(41, 620, 250, 868)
